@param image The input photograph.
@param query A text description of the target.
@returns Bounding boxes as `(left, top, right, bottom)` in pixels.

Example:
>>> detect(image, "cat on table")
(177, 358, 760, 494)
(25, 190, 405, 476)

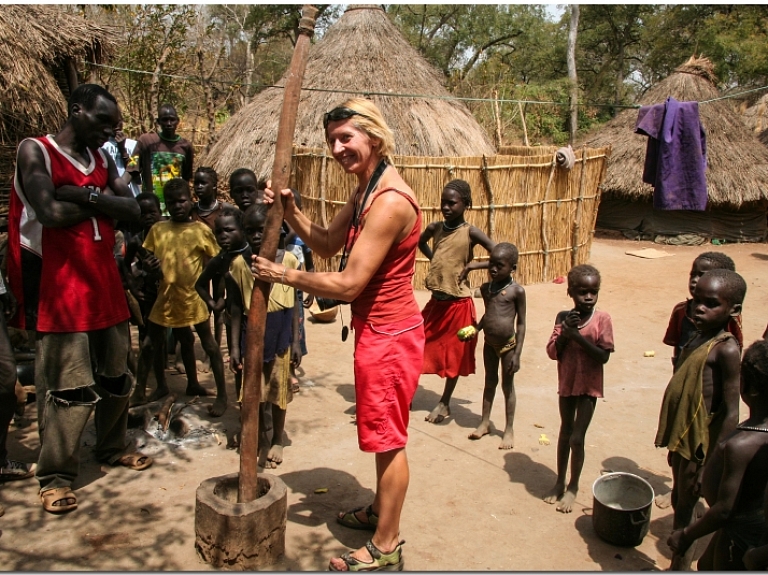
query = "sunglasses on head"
(323, 107, 364, 129)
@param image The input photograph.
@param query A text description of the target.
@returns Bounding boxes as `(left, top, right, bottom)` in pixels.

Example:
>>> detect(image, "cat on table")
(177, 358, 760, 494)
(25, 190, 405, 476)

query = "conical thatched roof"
(0, 5, 111, 143)
(581, 57, 768, 207)
(201, 5, 496, 179)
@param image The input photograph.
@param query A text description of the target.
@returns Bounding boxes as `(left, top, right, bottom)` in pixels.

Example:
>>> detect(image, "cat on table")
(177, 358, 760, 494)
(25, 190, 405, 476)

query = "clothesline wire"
(88, 61, 768, 111)
(87, 61, 638, 109)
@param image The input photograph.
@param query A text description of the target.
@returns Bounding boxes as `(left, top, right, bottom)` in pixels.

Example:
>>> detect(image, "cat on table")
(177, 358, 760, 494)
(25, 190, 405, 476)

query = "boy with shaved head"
(656, 269, 746, 570)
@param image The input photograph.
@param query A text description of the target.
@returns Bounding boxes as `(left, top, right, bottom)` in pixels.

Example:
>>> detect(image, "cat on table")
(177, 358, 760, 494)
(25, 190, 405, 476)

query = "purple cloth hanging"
(635, 97, 708, 211)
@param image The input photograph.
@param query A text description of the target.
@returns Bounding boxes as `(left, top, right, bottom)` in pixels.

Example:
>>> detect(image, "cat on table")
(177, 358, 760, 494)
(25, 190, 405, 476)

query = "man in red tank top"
(9, 84, 153, 514)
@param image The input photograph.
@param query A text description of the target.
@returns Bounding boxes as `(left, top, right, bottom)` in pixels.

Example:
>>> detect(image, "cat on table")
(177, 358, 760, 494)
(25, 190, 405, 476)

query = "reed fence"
(290, 145, 611, 287)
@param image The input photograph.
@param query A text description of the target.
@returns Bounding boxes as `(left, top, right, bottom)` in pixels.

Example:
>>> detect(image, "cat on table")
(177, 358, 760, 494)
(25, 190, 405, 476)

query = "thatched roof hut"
(0, 5, 111, 144)
(0, 5, 111, 217)
(581, 57, 768, 242)
(201, 5, 496, 179)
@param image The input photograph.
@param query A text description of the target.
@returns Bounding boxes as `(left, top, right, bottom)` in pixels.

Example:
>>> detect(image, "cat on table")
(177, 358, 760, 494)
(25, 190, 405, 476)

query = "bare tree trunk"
(198, 47, 223, 152)
(518, 101, 529, 147)
(567, 4, 580, 145)
(614, 41, 624, 118)
(244, 38, 255, 106)
(148, 43, 173, 130)
(493, 90, 503, 149)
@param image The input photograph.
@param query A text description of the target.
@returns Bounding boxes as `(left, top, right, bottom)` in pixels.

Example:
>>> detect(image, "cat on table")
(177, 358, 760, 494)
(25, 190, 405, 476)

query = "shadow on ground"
(0, 480, 190, 570)
(574, 512, 662, 571)
(273, 467, 376, 570)
(503, 451, 558, 499)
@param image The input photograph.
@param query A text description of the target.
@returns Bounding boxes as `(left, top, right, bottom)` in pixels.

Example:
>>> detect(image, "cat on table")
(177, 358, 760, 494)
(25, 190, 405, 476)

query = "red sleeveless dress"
(348, 188, 425, 453)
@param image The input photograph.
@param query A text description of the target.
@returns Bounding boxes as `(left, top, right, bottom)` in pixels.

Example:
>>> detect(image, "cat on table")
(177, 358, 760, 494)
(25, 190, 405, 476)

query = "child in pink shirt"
(543, 264, 614, 513)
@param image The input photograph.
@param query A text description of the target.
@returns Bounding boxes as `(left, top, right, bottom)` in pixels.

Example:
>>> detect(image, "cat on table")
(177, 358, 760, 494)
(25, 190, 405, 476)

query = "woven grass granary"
(581, 57, 768, 244)
(199, 4, 496, 180)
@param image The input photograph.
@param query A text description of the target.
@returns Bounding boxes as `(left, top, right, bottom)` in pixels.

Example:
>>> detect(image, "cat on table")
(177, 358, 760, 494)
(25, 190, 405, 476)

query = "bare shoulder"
(509, 283, 526, 300)
(711, 336, 742, 366)
(723, 430, 768, 461)
(17, 138, 44, 165)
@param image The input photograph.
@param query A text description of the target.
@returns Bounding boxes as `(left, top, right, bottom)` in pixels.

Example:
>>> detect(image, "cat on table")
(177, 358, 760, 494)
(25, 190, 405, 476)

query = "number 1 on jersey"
(90, 217, 102, 241)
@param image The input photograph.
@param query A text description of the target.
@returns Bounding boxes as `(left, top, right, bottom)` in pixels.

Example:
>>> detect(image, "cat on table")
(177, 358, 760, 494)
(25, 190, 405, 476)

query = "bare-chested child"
(134, 178, 228, 416)
(743, 482, 768, 570)
(460, 242, 525, 449)
(655, 269, 745, 570)
(668, 338, 768, 571)
(544, 264, 614, 513)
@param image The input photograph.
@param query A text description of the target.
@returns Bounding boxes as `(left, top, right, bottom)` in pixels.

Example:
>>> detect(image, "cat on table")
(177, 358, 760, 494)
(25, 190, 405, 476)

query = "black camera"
(316, 297, 344, 311)
(315, 253, 350, 310)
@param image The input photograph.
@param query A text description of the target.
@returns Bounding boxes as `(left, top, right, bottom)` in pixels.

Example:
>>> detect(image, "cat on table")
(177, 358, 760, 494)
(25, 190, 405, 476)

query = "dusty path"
(1, 237, 766, 570)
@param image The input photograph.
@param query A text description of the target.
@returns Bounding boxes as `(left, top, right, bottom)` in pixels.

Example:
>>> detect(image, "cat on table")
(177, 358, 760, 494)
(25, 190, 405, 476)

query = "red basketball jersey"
(8, 136, 129, 333)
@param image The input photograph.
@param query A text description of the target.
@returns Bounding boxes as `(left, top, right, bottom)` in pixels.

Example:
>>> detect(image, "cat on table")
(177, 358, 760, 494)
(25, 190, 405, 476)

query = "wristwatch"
(88, 190, 99, 204)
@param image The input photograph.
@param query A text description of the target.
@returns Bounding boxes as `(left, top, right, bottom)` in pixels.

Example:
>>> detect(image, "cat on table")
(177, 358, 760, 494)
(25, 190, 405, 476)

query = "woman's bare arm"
(269, 186, 355, 259)
(254, 190, 417, 301)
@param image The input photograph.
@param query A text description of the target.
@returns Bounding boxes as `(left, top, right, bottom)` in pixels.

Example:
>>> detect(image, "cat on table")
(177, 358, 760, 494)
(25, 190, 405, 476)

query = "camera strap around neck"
(341, 158, 389, 261)
(353, 158, 389, 228)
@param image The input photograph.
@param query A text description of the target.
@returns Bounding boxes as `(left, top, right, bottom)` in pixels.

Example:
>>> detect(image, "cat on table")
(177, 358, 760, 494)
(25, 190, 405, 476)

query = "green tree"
(643, 5, 768, 90)
(577, 5, 656, 116)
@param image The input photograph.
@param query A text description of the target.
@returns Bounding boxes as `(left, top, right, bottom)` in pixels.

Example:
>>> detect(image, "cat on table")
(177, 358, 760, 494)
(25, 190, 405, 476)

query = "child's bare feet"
(265, 445, 283, 468)
(208, 396, 227, 417)
(499, 430, 515, 449)
(426, 402, 450, 423)
(543, 483, 565, 504)
(556, 487, 578, 513)
(185, 384, 208, 397)
(468, 421, 491, 440)
(198, 357, 211, 374)
(147, 385, 170, 403)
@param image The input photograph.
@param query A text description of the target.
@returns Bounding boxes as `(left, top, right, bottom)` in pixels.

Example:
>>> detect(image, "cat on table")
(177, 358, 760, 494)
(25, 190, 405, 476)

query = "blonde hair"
(325, 98, 395, 161)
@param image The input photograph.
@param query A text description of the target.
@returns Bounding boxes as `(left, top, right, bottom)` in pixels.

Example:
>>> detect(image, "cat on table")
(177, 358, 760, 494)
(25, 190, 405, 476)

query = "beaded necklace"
(443, 220, 467, 232)
(737, 420, 768, 432)
(488, 278, 513, 295)
(195, 199, 219, 216)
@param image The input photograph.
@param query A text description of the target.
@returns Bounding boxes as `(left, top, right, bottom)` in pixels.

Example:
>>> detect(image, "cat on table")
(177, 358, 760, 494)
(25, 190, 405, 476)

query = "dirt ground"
(1, 236, 767, 571)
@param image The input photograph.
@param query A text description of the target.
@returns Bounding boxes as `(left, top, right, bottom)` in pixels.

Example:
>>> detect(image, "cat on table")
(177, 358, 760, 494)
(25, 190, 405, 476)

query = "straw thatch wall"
(0, 5, 112, 217)
(290, 146, 610, 287)
(581, 57, 768, 208)
(200, 5, 496, 180)
(0, 6, 111, 144)
(497, 145, 558, 157)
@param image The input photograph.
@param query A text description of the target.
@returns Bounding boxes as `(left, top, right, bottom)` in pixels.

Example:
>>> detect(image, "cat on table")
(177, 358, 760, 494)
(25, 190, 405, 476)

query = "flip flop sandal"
(337, 504, 378, 531)
(115, 453, 153, 471)
(41, 487, 78, 514)
(329, 539, 405, 572)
